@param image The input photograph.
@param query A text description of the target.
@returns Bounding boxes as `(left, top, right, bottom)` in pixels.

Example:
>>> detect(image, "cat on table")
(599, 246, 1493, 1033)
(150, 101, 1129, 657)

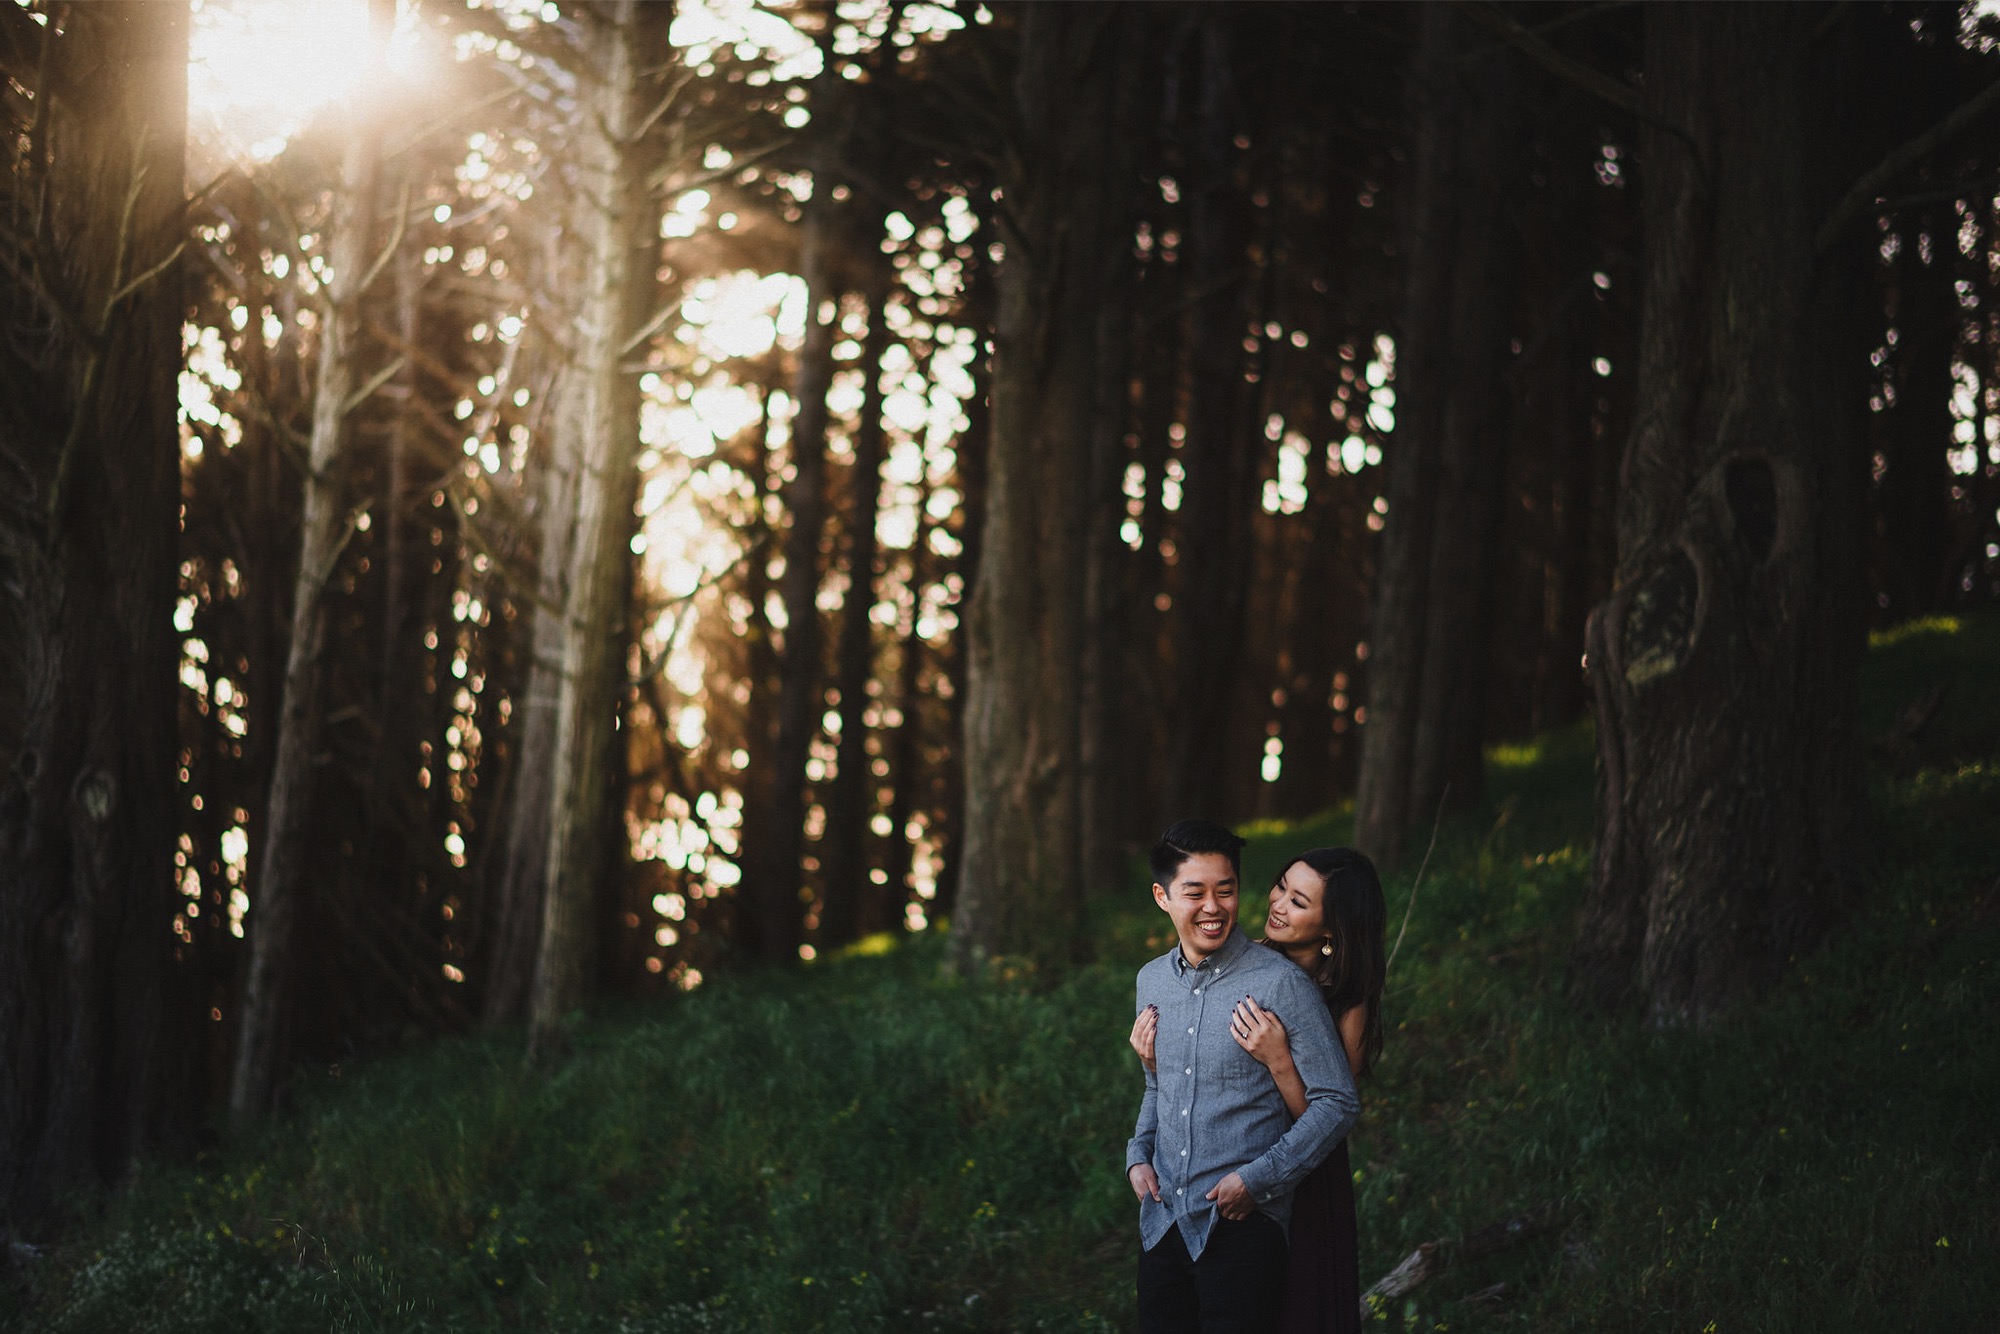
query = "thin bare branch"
(1454, 1, 1636, 65)
(649, 136, 789, 195)
(96, 145, 150, 330)
(354, 176, 412, 302)
(619, 297, 679, 358)
(341, 354, 409, 417)
(382, 84, 523, 163)
(440, 481, 568, 621)
(1454, 1, 1703, 159)
(1453, 1, 1638, 115)
(103, 238, 186, 312)
(632, 546, 755, 684)
(629, 66, 699, 147)
(1817, 75, 2000, 256)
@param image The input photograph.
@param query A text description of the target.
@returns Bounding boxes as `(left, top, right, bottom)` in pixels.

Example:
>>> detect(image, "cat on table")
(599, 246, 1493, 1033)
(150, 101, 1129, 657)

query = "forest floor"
(4, 615, 1996, 1333)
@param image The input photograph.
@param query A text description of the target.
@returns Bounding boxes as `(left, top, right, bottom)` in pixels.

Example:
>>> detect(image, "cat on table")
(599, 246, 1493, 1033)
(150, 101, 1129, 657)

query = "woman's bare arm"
(1338, 1003, 1367, 1077)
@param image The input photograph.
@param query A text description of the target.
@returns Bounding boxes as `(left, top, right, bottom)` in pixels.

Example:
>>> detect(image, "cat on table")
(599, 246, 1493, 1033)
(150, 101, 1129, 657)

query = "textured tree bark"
(816, 279, 892, 949)
(480, 481, 570, 1026)
(950, 4, 1128, 974)
(230, 0, 392, 1123)
(1568, 3, 1867, 1024)
(482, 296, 583, 1027)
(1355, 6, 1523, 865)
(526, 0, 670, 1062)
(0, 0, 187, 1221)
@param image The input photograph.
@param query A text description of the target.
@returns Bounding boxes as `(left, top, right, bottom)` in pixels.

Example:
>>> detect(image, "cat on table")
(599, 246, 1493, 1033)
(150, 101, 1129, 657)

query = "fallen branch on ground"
(1360, 1203, 1572, 1320)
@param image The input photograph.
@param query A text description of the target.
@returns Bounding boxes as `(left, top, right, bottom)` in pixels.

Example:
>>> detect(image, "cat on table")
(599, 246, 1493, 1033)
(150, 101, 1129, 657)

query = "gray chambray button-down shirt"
(1125, 926, 1359, 1260)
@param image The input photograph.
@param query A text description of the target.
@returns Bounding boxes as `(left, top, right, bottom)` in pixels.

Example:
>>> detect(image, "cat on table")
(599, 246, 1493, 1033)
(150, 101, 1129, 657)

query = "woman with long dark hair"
(1130, 846, 1386, 1333)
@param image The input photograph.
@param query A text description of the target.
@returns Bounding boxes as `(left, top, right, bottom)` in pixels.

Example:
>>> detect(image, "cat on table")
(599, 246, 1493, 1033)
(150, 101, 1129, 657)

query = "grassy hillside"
(5, 616, 1996, 1332)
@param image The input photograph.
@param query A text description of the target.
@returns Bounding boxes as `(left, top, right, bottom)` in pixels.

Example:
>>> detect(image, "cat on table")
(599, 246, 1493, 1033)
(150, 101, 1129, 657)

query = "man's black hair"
(1149, 818, 1247, 886)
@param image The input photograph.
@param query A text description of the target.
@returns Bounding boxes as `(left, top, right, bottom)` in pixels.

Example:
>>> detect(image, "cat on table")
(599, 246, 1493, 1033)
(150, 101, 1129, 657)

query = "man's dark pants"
(1137, 1214, 1289, 1334)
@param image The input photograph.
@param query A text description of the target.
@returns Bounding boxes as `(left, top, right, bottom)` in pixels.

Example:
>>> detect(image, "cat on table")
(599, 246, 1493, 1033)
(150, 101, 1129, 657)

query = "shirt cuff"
(1235, 1158, 1278, 1202)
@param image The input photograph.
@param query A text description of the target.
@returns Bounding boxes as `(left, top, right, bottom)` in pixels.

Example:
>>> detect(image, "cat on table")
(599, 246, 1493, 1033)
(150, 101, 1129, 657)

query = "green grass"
(5, 616, 1996, 1332)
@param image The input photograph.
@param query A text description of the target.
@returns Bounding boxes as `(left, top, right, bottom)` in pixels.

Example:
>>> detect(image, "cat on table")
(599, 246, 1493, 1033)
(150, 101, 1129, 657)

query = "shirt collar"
(1171, 924, 1249, 978)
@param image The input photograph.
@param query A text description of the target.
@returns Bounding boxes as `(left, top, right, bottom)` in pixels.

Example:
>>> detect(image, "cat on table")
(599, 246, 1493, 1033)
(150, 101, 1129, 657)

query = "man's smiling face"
(1153, 851, 1239, 965)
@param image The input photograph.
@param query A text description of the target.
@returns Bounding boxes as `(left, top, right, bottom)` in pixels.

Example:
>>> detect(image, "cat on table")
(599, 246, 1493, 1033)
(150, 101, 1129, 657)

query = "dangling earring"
(1319, 938, 1334, 957)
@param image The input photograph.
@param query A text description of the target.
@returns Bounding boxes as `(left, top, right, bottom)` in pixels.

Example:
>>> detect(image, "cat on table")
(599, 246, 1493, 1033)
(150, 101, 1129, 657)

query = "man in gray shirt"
(1126, 819, 1359, 1334)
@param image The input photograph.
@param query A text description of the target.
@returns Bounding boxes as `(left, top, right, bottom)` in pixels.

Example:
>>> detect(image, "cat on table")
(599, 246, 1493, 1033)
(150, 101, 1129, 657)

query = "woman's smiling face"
(1264, 861, 1327, 948)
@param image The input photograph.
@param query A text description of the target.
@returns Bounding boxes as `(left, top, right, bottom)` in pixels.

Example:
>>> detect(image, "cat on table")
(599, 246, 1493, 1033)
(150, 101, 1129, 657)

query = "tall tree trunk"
(877, 503, 936, 936)
(1568, 3, 1866, 1024)
(526, 0, 670, 1061)
(816, 278, 892, 950)
(0, 0, 188, 1221)
(1406, 43, 1522, 812)
(483, 358, 577, 1028)
(231, 0, 392, 1123)
(354, 237, 431, 1023)
(1267, 407, 1355, 817)
(933, 313, 990, 925)
(1354, 7, 1522, 864)
(1526, 309, 1601, 735)
(1125, 245, 1182, 830)
(1079, 17, 1151, 895)
(747, 150, 838, 969)
(951, 5, 1125, 973)
(1354, 8, 1454, 866)
(367, 245, 424, 846)
(1165, 14, 1261, 823)
(729, 383, 783, 950)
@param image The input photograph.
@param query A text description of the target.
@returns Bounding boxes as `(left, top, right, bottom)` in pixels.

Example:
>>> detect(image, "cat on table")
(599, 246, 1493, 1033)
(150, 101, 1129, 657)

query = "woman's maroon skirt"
(1280, 1137, 1360, 1334)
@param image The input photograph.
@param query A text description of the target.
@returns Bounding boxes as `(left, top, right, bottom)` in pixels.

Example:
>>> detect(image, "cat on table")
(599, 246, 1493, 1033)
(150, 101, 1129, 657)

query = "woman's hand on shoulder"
(1129, 1005, 1158, 1073)
(1230, 998, 1293, 1074)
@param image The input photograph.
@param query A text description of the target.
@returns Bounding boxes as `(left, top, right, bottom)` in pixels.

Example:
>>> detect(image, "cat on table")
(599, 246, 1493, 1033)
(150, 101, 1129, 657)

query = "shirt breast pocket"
(1220, 1039, 1270, 1093)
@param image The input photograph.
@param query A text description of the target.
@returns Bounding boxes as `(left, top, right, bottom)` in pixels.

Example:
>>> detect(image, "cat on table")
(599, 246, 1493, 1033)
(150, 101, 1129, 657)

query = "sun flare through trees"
(3, 0, 1999, 1239)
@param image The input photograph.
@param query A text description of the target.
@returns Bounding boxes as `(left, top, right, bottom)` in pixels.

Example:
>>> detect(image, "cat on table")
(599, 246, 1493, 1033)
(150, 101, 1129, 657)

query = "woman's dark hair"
(1275, 846, 1386, 1075)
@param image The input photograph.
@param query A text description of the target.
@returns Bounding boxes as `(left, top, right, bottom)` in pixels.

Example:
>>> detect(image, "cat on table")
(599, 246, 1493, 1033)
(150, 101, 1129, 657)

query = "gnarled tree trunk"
(1568, 3, 1867, 1024)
